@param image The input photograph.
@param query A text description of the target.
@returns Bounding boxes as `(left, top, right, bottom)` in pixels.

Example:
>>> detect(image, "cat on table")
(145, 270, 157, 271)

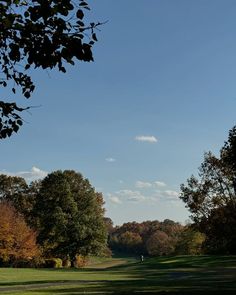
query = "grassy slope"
(0, 255, 235, 294)
(84, 255, 134, 268)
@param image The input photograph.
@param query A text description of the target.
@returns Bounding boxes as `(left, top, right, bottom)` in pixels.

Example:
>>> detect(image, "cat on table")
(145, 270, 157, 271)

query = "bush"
(44, 258, 63, 268)
(74, 255, 88, 268)
(62, 258, 71, 268)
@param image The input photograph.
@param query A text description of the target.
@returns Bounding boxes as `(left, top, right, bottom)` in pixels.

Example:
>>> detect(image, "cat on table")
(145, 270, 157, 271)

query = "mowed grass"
(0, 255, 236, 294)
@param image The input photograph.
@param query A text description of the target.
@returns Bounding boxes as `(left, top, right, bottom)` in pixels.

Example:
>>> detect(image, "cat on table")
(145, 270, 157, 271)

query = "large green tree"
(0, 174, 40, 223)
(33, 170, 107, 261)
(0, 0, 102, 139)
(180, 126, 236, 254)
(0, 174, 28, 210)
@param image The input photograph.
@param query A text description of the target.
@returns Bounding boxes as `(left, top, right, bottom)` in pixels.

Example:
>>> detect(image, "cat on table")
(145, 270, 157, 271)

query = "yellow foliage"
(74, 254, 88, 268)
(0, 202, 39, 264)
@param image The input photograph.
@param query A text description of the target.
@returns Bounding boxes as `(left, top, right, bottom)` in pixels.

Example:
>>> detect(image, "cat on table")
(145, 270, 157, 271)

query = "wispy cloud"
(105, 157, 116, 162)
(163, 190, 179, 199)
(107, 181, 179, 205)
(155, 190, 180, 201)
(0, 166, 48, 182)
(135, 181, 152, 189)
(135, 180, 166, 189)
(108, 195, 122, 204)
(154, 181, 166, 187)
(135, 135, 158, 143)
(116, 189, 146, 202)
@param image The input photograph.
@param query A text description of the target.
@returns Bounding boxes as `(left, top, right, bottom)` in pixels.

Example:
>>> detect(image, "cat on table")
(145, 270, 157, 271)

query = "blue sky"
(1, 0, 236, 225)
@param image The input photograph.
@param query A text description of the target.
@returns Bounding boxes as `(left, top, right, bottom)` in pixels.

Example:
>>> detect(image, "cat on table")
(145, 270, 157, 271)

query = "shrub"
(74, 255, 88, 268)
(62, 258, 71, 268)
(44, 258, 63, 268)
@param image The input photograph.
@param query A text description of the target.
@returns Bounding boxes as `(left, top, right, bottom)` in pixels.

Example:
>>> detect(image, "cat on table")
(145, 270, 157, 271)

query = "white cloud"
(0, 166, 48, 182)
(154, 181, 166, 187)
(108, 195, 122, 204)
(116, 189, 146, 202)
(135, 135, 158, 143)
(155, 190, 180, 202)
(135, 181, 152, 189)
(0, 170, 10, 176)
(105, 157, 116, 162)
(135, 180, 166, 189)
(107, 182, 179, 205)
(163, 190, 179, 198)
(17, 166, 48, 181)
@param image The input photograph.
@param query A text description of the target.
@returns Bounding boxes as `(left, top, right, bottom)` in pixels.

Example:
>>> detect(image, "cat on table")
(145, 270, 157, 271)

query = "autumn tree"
(117, 231, 142, 253)
(180, 126, 236, 254)
(33, 170, 107, 261)
(201, 204, 236, 254)
(146, 230, 174, 256)
(175, 227, 205, 255)
(109, 220, 183, 255)
(0, 0, 102, 138)
(0, 202, 39, 265)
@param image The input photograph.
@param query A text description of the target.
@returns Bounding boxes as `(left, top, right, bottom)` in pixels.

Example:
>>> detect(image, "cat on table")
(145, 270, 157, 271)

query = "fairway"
(0, 256, 236, 294)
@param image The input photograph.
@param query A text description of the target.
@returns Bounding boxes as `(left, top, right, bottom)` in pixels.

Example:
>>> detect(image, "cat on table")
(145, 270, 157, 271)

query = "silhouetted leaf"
(16, 120, 22, 126)
(92, 33, 98, 41)
(24, 92, 30, 98)
(0, 0, 103, 139)
(79, 2, 88, 7)
(76, 9, 84, 20)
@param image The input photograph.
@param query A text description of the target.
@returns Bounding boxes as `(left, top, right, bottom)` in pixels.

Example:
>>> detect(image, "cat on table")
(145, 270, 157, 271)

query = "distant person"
(140, 255, 144, 262)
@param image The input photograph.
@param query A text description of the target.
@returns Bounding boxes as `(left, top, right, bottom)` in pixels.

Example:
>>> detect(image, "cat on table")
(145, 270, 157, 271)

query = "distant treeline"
(105, 218, 205, 256)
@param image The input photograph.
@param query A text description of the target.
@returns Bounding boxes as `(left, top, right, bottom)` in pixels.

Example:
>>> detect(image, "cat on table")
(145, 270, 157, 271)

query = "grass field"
(0, 255, 236, 294)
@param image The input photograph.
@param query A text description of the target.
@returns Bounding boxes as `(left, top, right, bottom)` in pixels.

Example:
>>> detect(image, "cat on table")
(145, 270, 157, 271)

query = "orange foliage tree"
(0, 202, 39, 264)
(146, 230, 174, 256)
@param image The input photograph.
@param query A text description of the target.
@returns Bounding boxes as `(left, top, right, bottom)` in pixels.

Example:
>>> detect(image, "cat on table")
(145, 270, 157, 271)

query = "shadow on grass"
(25, 278, 236, 295)
(3, 267, 235, 294)
(134, 255, 236, 269)
(52, 256, 236, 294)
(1, 256, 236, 294)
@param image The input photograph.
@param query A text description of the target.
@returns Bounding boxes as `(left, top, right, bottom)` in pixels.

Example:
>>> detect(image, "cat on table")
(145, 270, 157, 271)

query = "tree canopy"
(0, 0, 101, 139)
(175, 226, 205, 255)
(33, 170, 107, 260)
(0, 170, 107, 264)
(146, 230, 174, 256)
(180, 126, 236, 254)
(0, 174, 28, 209)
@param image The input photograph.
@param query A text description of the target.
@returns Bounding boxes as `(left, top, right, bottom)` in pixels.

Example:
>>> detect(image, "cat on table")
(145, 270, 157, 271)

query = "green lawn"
(0, 255, 236, 294)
